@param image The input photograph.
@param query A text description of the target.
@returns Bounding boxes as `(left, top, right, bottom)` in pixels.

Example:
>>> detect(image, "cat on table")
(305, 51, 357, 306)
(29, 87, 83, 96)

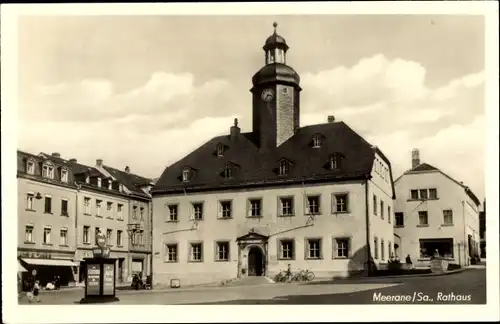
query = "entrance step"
(221, 276, 271, 287)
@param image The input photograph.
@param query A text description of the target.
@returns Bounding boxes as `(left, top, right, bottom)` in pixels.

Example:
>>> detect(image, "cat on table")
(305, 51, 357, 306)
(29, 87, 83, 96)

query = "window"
(216, 242, 230, 261)
(248, 199, 262, 217)
(219, 201, 232, 219)
(306, 195, 320, 215)
(27, 161, 35, 175)
(140, 207, 144, 220)
(443, 209, 453, 225)
(279, 197, 294, 216)
(119, 184, 124, 192)
(279, 160, 289, 176)
(60, 228, 68, 245)
(95, 227, 100, 242)
(395, 212, 404, 227)
(418, 211, 428, 226)
(42, 164, 54, 179)
(83, 226, 90, 244)
(312, 135, 322, 148)
(133, 206, 138, 219)
(419, 189, 428, 200)
(97, 177, 102, 187)
(117, 230, 122, 246)
(335, 238, 349, 258)
(43, 226, 51, 244)
(26, 193, 34, 210)
(429, 188, 438, 199)
(332, 194, 348, 213)
(388, 206, 391, 224)
(84, 197, 91, 215)
(279, 239, 294, 260)
(165, 244, 178, 262)
(410, 190, 419, 200)
(223, 166, 232, 179)
(25, 225, 34, 243)
(216, 144, 225, 157)
(85, 176, 90, 184)
(192, 203, 203, 220)
(419, 238, 454, 259)
(138, 231, 144, 245)
(306, 239, 322, 259)
(107, 202, 113, 218)
(168, 205, 178, 221)
(96, 200, 102, 216)
(381, 239, 385, 260)
(380, 201, 384, 219)
(374, 237, 379, 259)
(61, 169, 68, 182)
(373, 195, 377, 215)
(108, 180, 113, 190)
(190, 243, 203, 262)
(61, 199, 68, 216)
(44, 196, 52, 214)
(182, 169, 190, 182)
(117, 204, 123, 220)
(329, 155, 340, 170)
(106, 229, 112, 245)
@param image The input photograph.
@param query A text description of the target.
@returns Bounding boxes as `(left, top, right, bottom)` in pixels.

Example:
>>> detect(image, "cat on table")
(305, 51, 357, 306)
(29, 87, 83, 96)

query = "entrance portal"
(248, 246, 264, 276)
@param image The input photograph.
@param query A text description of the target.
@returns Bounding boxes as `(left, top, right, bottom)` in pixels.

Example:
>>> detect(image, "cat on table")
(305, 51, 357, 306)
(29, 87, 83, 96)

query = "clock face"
(261, 88, 274, 102)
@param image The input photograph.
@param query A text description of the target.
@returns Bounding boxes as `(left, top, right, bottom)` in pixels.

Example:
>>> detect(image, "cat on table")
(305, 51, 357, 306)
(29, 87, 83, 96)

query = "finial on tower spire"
(273, 22, 278, 33)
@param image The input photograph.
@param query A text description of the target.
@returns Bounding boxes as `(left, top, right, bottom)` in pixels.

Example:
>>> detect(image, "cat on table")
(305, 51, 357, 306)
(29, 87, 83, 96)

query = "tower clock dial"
(261, 88, 275, 102)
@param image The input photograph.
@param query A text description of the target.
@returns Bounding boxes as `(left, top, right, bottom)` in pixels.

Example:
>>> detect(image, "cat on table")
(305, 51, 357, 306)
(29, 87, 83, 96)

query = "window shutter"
(278, 198, 282, 216)
(345, 194, 349, 213)
(218, 202, 222, 218)
(189, 205, 194, 221)
(247, 201, 252, 217)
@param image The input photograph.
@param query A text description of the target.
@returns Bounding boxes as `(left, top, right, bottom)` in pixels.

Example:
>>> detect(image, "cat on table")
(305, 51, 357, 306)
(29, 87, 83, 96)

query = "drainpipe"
(364, 177, 372, 276)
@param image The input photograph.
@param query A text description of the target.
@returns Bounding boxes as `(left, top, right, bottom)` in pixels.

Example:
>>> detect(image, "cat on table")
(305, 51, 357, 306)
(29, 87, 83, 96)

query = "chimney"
(51, 152, 61, 158)
(230, 118, 240, 140)
(96, 159, 103, 168)
(327, 115, 335, 123)
(411, 148, 420, 169)
(125, 166, 130, 174)
(69, 158, 77, 163)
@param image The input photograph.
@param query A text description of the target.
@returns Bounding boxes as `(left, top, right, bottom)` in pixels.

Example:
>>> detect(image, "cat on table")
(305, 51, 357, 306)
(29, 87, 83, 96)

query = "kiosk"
(80, 231, 120, 304)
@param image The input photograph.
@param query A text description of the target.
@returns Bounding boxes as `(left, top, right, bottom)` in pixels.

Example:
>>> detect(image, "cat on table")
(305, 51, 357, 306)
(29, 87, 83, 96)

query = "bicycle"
(295, 269, 315, 281)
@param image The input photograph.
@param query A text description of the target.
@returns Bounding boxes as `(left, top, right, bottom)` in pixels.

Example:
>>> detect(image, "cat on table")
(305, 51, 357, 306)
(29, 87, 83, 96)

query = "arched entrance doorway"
(247, 246, 264, 276)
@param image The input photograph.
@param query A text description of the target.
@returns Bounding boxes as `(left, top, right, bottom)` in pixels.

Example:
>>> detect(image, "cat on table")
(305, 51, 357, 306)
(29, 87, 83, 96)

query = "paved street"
(18, 269, 485, 305)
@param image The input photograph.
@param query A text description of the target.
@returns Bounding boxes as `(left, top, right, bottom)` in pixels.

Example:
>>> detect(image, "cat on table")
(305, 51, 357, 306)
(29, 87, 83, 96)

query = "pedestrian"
(33, 280, 41, 303)
(286, 264, 292, 282)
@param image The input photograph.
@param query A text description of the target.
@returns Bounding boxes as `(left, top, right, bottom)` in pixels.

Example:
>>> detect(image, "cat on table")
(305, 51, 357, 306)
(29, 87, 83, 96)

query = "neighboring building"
(393, 149, 481, 267)
(151, 24, 396, 287)
(17, 150, 153, 287)
(17, 151, 80, 289)
(479, 199, 486, 258)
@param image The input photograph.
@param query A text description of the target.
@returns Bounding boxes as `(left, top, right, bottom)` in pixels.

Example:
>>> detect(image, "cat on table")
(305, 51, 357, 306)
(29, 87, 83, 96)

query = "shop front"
(76, 249, 129, 284)
(18, 250, 79, 290)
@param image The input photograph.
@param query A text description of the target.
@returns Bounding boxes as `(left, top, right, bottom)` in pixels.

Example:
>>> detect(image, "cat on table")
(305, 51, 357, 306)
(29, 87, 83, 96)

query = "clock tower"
(251, 22, 301, 151)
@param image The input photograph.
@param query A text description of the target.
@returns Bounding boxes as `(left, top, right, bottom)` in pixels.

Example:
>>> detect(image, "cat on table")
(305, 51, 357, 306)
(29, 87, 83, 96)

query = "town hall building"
(151, 23, 396, 287)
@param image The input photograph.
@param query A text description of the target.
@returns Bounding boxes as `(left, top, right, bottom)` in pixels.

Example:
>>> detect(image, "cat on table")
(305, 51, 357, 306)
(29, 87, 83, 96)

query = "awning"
(18, 261, 28, 272)
(21, 258, 80, 267)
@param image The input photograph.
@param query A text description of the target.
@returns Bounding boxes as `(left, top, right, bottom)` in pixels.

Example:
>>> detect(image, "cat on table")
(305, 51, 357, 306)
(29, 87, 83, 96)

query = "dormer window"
(119, 184, 124, 192)
(85, 176, 90, 184)
(27, 160, 35, 175)
(216, 144, 225, 157)
(182, 169, 190, 182)
(329, 154, 343, 170)
(42, 164, 54, 179)
(279, 160, 289, 176)
(223, 165, 232, 179)
(312, 135, 322, 148)
(60, 168, 68, 183)
(108, 180, 113, 190)
(97, 177, 102, 188)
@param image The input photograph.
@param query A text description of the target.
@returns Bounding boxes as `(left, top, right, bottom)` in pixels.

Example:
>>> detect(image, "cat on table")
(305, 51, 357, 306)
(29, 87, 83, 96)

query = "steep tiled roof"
(103, 165, 152, 199)
(153, 121, 393, 194)
(408, 163, 439, 172)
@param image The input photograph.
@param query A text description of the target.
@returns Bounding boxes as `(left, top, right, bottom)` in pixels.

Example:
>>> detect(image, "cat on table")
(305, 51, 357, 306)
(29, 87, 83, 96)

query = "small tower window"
(217, 144, 225, 157)
(279, 160, 289, 176)
(312, 135, 322, 148)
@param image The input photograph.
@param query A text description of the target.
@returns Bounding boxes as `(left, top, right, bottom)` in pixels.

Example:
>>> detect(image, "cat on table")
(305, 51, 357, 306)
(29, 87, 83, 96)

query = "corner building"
(152, 24, 396, 287)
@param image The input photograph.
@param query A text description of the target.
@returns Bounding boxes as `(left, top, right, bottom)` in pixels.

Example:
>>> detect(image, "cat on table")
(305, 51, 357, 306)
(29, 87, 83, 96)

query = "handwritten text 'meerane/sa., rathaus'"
(373, 292, 472, 303)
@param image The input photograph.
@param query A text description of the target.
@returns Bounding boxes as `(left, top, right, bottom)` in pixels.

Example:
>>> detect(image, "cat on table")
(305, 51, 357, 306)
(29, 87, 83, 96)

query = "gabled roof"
(395, 162, 481, 207)
(153, 121, 391, 194)
(103, 165, 152, 199)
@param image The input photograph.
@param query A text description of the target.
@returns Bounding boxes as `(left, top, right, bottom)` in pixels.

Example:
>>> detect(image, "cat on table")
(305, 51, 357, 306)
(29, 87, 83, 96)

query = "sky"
(17, 14, 486, 201)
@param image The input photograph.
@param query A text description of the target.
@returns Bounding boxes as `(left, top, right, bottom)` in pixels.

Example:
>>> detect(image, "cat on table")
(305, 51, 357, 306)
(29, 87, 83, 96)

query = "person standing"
(33, 280, 41, 303)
